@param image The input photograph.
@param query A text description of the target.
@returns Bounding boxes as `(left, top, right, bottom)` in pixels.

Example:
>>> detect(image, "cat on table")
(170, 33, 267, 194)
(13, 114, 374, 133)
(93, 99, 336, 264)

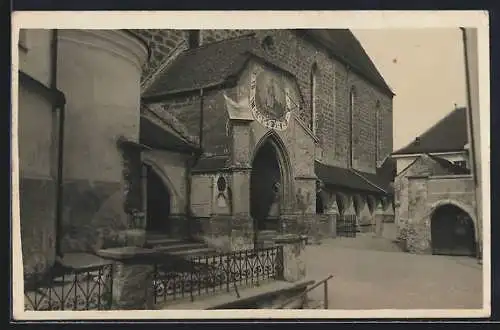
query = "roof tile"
(393, 107, 468, 155)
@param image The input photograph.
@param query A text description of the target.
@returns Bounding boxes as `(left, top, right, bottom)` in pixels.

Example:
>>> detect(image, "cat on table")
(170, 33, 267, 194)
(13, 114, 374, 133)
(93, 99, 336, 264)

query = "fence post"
(97, 247, 156, 310)
(272, 234, 306, 283)
(323, 280, 329, 309)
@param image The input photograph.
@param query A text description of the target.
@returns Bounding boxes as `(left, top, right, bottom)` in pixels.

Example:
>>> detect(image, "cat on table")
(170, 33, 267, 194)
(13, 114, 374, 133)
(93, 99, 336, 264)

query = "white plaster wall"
(57, 30, 148, 182)
(18, 29, 53, 87)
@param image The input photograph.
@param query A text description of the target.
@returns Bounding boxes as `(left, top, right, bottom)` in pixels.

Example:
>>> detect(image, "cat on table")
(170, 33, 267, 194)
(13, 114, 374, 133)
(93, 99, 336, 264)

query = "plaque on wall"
(249, 66, 299, 131)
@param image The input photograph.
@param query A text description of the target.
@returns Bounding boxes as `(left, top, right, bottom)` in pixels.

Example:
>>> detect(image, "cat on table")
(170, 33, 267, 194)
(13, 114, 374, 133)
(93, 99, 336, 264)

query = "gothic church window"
(375, 100, 381, 166)
(310, 62, 318, 134)
(348, 86, 356, 168)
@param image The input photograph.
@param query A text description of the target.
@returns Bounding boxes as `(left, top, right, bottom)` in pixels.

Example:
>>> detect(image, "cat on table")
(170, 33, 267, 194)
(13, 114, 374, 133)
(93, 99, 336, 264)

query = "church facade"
(135, 29, 396, 251)
(17, 29, 395, 277)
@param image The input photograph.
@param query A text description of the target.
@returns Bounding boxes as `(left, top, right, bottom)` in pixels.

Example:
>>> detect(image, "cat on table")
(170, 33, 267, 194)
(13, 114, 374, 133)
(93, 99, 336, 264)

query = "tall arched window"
(348, 86, 356, 168)
(375, 100, 381, 166)
(310, 63, 318, 134)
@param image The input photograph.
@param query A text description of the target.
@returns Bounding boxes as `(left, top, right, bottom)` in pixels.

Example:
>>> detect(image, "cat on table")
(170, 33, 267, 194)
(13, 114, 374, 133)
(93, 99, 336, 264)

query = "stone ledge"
(58, 253, 113, 270)
(96, 246, 157, 261)
(160, 278, 315, 310)
(273, 234, 306, 244)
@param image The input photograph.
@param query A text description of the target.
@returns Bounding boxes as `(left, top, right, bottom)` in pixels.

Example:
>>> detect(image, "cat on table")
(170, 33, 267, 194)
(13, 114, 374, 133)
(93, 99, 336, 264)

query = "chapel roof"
(392, 107, 469, 155)
(314, 161, 388, 195)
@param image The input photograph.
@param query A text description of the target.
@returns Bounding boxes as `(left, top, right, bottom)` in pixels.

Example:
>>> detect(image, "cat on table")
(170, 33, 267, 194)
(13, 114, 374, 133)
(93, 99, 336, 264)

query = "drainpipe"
(51, 29, 65, 259)
(185, 88, 204, 239)
(460, 27, 481, 262)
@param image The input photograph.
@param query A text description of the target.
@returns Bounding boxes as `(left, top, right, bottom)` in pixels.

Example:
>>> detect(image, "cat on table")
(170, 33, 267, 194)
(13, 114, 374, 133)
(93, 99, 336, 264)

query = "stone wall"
(133, 29, 187, 84)
(55, 30, 148, 254)
(398, 174, 477, 254)
(18, 75, 58, 276)
(149, 90, 231, 157)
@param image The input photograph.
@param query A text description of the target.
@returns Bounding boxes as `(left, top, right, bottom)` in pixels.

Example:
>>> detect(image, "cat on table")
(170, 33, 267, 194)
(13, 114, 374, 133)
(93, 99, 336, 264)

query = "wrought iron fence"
(152, 246, 284, 305)
(24, 263, 113, 311)
(336, 214, 357, 237)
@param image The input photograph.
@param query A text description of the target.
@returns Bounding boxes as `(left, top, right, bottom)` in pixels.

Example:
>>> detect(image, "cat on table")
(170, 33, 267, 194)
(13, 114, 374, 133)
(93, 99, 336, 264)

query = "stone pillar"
(230, 121, 254, 251)
(273, 234, 307, 283)
(355, 194, 372, 233)
(57, 30, 149, 253)
(373, 198, 385, 237)
(97, 247, 156, 310)
(343, 194, 356, 216)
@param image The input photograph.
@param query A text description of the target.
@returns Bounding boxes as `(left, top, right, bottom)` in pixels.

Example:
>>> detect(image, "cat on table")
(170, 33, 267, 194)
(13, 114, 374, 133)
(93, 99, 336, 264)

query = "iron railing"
(152, 245, 284, 305)
(24, 263, 113, 311)
(336, 214, 357, 237)
(275, 274, 333, 309)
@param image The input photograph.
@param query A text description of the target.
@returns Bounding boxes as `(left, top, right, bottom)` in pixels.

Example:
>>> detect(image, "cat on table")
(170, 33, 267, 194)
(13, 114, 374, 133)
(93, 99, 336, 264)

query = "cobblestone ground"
(304, 233, 483, 310)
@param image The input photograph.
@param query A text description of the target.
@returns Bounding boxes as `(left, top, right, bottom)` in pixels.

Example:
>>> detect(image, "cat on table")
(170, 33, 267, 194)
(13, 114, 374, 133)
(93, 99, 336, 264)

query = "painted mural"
(249, 64, 300, 131)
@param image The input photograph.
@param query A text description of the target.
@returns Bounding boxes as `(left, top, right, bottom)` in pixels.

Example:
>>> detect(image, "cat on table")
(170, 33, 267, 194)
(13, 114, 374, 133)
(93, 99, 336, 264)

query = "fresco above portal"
(249, 64, 301, 131)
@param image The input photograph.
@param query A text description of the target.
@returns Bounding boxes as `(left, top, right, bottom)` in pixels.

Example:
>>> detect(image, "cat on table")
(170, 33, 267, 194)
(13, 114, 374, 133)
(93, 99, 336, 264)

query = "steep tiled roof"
(143, 35, 258, 98)
(192, 156, 231, 172)
(143, 30, 393, 99)
(314, 161, 385, 194)
(393, 107, 469, 155)
(296, 29, 393, 95)
(140, 104, 200, 153)
(353, 169, 394, 195)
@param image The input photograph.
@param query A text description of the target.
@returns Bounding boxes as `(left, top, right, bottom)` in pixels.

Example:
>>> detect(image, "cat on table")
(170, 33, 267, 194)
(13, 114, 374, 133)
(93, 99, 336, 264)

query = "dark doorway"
(250, 140, 281, 232)
(146, 165, 171, 233)
(316, 194, 325, 214)
(431, 204, 476, 257)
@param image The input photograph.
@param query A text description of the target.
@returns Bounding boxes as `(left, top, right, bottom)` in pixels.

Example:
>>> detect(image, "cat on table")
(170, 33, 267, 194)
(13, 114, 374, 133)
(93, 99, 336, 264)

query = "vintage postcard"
(11, 10, 490, 320)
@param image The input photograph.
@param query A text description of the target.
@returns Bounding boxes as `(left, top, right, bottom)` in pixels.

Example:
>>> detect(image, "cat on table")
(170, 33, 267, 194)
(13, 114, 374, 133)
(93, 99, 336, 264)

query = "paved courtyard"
(304, 233, 483, 310)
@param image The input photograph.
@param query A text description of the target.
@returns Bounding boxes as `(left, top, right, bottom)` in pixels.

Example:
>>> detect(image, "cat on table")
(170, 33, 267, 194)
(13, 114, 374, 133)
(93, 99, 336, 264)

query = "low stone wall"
(281, 214, 336, 243)
(396, 222, 432, 254)
(191, 214, 253, 252)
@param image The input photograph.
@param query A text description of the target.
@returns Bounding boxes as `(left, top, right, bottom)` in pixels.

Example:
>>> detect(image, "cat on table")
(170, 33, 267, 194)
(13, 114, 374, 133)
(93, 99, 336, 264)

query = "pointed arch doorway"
(250, 133, 292, 242)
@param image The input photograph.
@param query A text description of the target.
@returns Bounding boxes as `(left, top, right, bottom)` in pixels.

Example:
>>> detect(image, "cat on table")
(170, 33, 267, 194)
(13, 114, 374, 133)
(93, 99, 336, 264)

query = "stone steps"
(145, 232, 216, 258)
(256, 230, 278, 248)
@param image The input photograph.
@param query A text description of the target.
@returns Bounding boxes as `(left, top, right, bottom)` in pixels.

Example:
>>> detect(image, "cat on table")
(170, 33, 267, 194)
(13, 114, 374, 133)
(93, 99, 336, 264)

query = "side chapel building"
(18, 29, 395, 276)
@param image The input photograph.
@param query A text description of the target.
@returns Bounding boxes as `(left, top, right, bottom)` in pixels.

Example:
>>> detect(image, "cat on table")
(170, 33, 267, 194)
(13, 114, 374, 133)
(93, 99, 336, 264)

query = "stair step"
(153, 243, 208, 253)
(146, 238, 184, 247)
(169, 247, 217, 257)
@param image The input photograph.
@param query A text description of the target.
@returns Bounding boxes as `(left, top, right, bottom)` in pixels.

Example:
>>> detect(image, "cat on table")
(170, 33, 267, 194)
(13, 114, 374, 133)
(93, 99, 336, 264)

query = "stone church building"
(17, 29, 395, 276)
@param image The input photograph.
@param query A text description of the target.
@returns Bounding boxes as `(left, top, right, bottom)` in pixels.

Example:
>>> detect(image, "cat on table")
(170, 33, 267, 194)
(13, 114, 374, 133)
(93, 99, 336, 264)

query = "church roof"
(295, 29, 393, 95)
(140, 104, 200, 153)
(142, 30, 393, 100)
(143, 35, 258, 99)
(393, 107, 469, 155)
(314, 161, 387, 195)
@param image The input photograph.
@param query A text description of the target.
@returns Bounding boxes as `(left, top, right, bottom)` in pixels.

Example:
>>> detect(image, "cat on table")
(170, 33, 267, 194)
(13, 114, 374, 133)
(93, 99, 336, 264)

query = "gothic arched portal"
(430, 204, 476, 257)
(250, 133, 292, 233)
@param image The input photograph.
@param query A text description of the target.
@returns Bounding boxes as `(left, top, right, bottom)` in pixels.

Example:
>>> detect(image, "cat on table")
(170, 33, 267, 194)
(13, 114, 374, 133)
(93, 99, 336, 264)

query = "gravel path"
(304, 236, 483, 310)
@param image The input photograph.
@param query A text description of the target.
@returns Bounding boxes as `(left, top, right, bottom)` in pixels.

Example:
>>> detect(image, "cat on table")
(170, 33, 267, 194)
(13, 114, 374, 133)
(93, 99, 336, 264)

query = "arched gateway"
(431, 203, 476, 257)
(250, 133, 292, 234)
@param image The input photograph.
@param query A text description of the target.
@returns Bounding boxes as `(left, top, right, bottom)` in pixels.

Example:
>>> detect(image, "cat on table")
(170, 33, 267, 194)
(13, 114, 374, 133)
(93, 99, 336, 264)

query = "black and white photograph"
(11, 11, 490, 320)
